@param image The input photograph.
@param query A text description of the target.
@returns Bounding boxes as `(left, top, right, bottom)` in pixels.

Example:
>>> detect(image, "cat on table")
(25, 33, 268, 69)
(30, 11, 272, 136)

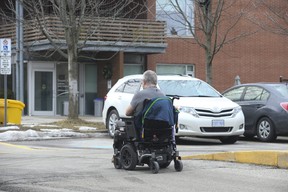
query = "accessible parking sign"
(0, 38, 12, 75)
(0, 38, 11, 57)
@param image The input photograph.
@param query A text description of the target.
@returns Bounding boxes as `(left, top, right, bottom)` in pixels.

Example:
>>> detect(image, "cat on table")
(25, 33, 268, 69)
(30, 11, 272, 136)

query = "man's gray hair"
(143, 70, 157, 85)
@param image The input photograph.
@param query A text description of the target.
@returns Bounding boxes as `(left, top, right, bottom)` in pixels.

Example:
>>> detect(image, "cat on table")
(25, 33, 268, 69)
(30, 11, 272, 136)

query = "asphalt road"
(0, 135, 287, 192)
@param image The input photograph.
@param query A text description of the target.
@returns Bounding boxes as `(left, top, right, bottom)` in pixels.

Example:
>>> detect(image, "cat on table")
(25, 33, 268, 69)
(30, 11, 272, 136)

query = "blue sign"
(0, 39, 11, 57)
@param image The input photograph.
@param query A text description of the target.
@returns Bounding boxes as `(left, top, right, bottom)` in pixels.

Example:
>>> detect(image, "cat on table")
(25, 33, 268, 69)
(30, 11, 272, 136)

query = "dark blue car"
(222, 82, 288, 142)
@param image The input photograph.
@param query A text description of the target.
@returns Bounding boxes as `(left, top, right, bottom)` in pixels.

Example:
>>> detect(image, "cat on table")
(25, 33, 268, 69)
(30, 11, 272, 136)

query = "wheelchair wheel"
(120, 144, 137, 170)
(174, 159, 183, 172)
(150, 160, 160, 174)
(113, 155, 122, 169)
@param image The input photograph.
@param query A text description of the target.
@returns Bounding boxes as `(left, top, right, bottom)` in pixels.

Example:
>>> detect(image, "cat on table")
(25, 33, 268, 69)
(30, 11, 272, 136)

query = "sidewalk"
(21, 115, 103, 125)
(0, 115, 106, 142)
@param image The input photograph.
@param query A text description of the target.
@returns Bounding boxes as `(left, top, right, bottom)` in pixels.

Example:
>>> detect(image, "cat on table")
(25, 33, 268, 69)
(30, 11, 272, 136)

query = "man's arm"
(126, 104, 134, 116)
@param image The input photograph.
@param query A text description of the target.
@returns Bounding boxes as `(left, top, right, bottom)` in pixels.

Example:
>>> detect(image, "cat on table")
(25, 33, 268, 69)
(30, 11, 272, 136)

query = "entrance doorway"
(29, 62, 56, 116)
(28, 62, 98, 116)
(32, 70, 55, 115)
(34, 71, 53, 111)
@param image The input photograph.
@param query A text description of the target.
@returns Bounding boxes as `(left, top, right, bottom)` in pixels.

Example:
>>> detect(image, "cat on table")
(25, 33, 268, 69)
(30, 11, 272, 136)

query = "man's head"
(143, 70, 157, 88)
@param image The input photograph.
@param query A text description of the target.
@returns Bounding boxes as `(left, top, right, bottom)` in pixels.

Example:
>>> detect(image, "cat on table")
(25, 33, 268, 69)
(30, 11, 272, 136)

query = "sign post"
(0, 38, 12, 126)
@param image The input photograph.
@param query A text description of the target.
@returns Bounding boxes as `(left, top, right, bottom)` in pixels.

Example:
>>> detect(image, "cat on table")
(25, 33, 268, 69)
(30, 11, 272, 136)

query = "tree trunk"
(68, 48, 79, 119)
(205, 33, 213, 85)
(205, 53, 213, 85)
(205, 0, 213, 85)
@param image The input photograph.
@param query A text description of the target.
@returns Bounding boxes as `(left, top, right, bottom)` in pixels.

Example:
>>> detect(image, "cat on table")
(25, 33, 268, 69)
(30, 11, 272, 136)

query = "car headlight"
(232, 106, 242, 117)
(178, 106, 199, 118)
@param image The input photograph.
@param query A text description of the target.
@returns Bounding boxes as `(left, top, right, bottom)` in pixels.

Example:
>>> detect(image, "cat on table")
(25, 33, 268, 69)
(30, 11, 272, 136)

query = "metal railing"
(0, 16, 166, 46)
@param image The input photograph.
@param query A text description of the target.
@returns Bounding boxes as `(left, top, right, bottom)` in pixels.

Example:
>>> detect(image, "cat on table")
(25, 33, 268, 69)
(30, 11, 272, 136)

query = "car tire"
(219, 136, 239, 144)
(106, 109, 119, 138)
(256, 117, 277, 142)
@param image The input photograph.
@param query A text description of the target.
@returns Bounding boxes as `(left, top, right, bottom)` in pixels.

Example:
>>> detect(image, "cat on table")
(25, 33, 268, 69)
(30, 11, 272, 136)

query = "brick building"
(149, 0, 287, 92)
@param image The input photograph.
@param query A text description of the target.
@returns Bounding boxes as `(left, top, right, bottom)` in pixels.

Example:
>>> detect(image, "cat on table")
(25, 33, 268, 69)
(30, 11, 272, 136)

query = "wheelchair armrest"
(118, 117, 138, 140)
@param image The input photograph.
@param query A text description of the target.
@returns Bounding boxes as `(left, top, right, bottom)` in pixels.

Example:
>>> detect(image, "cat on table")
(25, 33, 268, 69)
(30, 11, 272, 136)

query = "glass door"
(32, 70, 55, 115)
(85, 64, 97, 115)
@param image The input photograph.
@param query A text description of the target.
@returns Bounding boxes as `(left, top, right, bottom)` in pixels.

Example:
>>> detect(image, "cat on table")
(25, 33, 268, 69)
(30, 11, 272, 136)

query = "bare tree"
(250, 0, 288, 36)
(2, 0, 146, 119)
(157, 0, 253, 85)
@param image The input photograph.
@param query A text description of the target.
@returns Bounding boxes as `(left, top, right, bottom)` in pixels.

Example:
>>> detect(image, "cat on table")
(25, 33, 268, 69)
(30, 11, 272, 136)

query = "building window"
(124, 64, 143, 76)
(124, 53, 145, 76)
(156, 64, 195, 76)
(156, 0, 194, 36)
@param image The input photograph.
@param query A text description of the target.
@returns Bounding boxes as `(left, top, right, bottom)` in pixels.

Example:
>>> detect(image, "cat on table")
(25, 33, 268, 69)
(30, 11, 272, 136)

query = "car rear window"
(268, 84, 288, 97)
(158, 80, 220, 97)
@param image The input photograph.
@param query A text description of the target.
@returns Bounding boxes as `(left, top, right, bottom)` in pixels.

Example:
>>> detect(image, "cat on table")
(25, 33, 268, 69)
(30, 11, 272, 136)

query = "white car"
(102, 75, 245, 144)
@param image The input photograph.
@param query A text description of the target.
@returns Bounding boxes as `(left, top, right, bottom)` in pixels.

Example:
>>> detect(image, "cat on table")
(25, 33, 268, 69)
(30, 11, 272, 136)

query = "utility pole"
(16, 0, 24, 102)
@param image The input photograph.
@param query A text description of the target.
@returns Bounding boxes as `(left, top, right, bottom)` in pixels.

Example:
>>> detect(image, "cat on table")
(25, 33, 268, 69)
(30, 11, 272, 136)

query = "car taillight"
(104, 95, 107, 101)
(280, 102, 288, 112)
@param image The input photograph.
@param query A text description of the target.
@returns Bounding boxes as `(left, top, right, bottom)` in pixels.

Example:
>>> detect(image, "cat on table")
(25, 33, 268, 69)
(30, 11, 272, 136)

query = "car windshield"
(158, 79, 221, 97)
(267, 84, 288, 98)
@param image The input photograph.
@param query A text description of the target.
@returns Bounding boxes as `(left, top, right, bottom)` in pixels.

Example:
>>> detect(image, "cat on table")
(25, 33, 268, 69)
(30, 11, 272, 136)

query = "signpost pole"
(4, 75, 7, 126)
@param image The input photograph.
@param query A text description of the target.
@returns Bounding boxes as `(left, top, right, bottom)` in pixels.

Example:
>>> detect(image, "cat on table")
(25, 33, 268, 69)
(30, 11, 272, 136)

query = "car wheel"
(219, 136, 239, 144)
(106, 109, 119, 138)
(256, 117, 277, 142)
(120, 144, 137, 170)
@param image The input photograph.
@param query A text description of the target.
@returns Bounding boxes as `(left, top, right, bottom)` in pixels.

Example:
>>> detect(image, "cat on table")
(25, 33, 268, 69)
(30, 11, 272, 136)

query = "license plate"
(212, 119, 224, 127)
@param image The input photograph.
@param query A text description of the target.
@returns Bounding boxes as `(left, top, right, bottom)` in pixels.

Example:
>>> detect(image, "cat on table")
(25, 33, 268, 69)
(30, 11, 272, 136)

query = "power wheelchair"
(112, 96, 183, 174)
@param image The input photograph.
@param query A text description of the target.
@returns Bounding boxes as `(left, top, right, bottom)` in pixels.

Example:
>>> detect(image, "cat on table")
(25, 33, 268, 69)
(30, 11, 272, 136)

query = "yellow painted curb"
(182, 150, 288, 169)
(277, 152, 288, 168)
(234, 151, 277, 166)
(0, 142, 35, 150)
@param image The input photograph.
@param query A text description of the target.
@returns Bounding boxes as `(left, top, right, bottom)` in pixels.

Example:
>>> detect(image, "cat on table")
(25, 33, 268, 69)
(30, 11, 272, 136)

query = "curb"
(182, 150, 288, 169)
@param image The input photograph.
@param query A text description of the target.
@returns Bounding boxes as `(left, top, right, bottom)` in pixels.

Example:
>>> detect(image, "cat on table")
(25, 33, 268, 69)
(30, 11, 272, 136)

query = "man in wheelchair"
(112, 70, 183, 173)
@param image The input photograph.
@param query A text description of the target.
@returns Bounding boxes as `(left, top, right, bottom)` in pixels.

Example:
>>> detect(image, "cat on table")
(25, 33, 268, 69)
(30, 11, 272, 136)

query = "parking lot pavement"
(17, 116, 288, 169)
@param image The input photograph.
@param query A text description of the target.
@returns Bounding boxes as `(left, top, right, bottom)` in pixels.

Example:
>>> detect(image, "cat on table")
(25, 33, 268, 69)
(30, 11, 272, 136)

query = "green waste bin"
(0, 99, 25, 124)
